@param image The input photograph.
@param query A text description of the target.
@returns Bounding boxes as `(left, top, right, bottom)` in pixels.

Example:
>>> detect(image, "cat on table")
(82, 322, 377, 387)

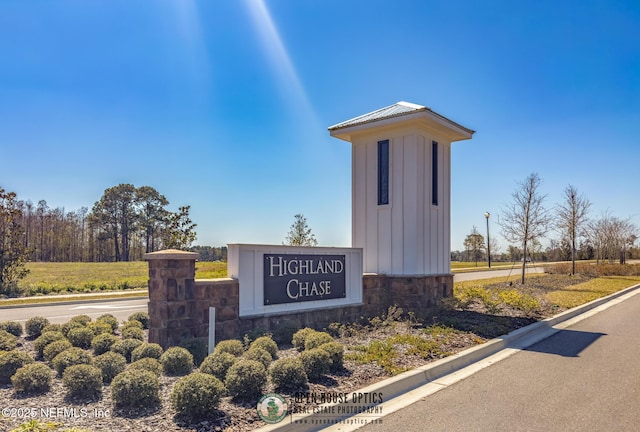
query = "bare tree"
(500, 173, 551, 284)
(284, 214, 318, 246)
(463, 226, 484, 267)
(587, 212, 636, 264)
(556, 185, 591, 274)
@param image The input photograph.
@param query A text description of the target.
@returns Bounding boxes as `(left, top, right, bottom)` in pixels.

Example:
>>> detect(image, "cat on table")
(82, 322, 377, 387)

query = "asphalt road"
(359, 288, 640, 432)
(1, 298, 148, 324)
(453, 266, 544, 282)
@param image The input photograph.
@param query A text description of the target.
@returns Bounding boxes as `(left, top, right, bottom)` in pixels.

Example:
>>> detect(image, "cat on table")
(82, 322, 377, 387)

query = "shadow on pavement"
(524, 329, 606, 357)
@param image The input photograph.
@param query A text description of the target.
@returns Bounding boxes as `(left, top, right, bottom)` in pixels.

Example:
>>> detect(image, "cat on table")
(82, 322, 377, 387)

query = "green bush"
(91, 333, 119, 355)
(96, 314, 119, 332)
(25, 316, 50, 338)
(41, 324, 63, 334)
(129, 357, 162, 377)
(319, 342, 345, 371)
(121, 326, 144, 341)
(249, 336, 278, 359)
(225, 359, 267, 400)
(67, 327, 95, 349)
(214, 339, 244, 357)
(33, 331, 65, 357)
(0, 350, 34, 383)
(121, 319, 143, 330)
(61, 321, 85, 337)
(87, 321, 113, 336)
(51, 347, 93, 377)
(304, 331, 334, 350)
(128, 312, 149, 329)
(131, 342, 163, 362)
(111, 369, 160, 408)
(63, 364, 102, 399)
(111, 338, 143, 362)
(199, 351, 237, 381)
(160, 347, 194, 376)
(0, 321, 23, 337)
(179, 337, 208, 367)
(292, 327, 316, 350)
(11, 362, 53, 394)
(171, 373, 226, 419)
(94, 351, 127, 384)
(43, 339, 73, 363)
(0, 329, 17, 351)
(269, 358, 308, 391)
(69, 315, 92, 326)
(300, 348, 331, 380)
(242, 347, 272, 370)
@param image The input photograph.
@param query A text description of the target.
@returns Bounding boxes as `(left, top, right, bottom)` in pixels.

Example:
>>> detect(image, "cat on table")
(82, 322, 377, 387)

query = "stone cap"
(144, 249, 198, 260)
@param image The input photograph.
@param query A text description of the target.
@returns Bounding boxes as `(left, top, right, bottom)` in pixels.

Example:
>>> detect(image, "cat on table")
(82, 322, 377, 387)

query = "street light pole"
(484, 212, 491, 268)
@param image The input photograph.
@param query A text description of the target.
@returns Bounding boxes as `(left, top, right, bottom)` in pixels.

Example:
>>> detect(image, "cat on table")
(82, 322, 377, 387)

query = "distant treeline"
(190, 245, 227, 262)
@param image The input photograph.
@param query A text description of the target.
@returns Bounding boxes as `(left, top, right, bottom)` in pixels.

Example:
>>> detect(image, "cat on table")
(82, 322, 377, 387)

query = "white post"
(208, 307, 216, 354)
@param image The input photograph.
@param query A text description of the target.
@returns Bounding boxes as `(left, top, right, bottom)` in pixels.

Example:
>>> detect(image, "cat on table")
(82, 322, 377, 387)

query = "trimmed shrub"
(179, 337, 208, 367)
(43, 339, 73, 363)
(52, 347, 92, 377)
(249, 336, 278, 359)
(199, 352, 237, 381)
(0, 350, 34, 383)
(292, 327, 316, 350)
(94, 351, 127, 384)
(0, 329, 17, 351)
(67, 327, 95, 349)
(111, 369, 160, 408)
(25, 316, 50, 338)
(214, 339, 244, 357)
(11, 362, 53, 394)
(91, 333, 118, 355)
(160, 347, 194, 376)
(269, 358, 308, 391)
(319, 342, 345, 371)
(0, 321, 23, 337)
(171, 373, 226, 419)
(121, 326, 144, 341)
(111, 338, 143, 362)
(87, 321, 113, 336)
(33, 331, 66, 357)
(131, 343, 163, 362)
(128, 312, 149, 329)
(63, 364, 102, 399)
(41, 324, 63, 334)
(69, 315, 92, 326)
(225, 359, 267, 400)
(61, 320, 85, 337)
(242, 347, 272, 370)
(304, 331, 334, 350)
(300, 348, 331, 380)
(121, 319, 143, 330)
(129, 358, 162, 377)
(96, 314, 119, 332)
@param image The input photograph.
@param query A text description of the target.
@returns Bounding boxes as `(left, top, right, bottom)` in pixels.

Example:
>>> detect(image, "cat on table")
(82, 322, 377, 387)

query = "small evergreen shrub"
(33, 331, 66, 357)
(304, 331, 333, 350)
(121, 319, 143, 330)
(61, 320, 84, 337)
(249, 336, 278, 359)
(11, 362, 53, 394)
(214, 339, 244, 357)
(69, 315, 92, 326)
(171, 373, 226, 419)
(25, 316, 50, 338)
(94, 351, 127, 384)
(111, 338, 143, 362)
(179, 337, 208, 367)
(41, 324, 63, 334)
(87, 321, 113, 336)
(319, 342, 345, 371)
(52, 347, 92, 377)
(269, 358, 308, 391)
(121, 326, 144, 341)
(300, 348, 331, 380)
(111, 369, 160, 408)
(199, 351, 237, 381)
(0, 321, 23, 337)
(63, 364, 102, 399)
(67, 327, 95, 349)
(160, 347, 194, 376)
(225, 359, 267, 400)
(0, 329, 17, 351)
(242, 347, 272, 370)
(128, 312, 149, 329)
(130, 342, 163, 362)
(96, 314, 119, 332)
(0, 350, 34, 383)
(91, 333, 118, 355)
(292, 327, 316, 350)
(43, 339, 73, 363)
(129, 357, 162, 377)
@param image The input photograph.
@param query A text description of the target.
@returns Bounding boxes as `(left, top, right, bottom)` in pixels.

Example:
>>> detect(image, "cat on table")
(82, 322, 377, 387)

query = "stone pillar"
(144, 249, 198, 349)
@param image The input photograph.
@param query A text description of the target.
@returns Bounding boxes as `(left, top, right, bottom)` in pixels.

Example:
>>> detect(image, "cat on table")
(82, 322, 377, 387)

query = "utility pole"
(484, 212, 491, 268)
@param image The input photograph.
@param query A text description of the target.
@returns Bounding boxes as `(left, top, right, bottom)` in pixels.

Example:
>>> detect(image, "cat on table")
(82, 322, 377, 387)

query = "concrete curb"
(0, 291, 148, 309)
(255, 283, 640, 432)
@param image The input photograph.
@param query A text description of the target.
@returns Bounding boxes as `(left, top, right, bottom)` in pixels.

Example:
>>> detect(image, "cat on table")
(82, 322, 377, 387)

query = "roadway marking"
(70, 305, 144, 310)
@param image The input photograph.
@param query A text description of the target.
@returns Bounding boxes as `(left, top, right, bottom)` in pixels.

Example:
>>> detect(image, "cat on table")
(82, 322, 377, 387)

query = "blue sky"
(1, 0, 639, 253)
